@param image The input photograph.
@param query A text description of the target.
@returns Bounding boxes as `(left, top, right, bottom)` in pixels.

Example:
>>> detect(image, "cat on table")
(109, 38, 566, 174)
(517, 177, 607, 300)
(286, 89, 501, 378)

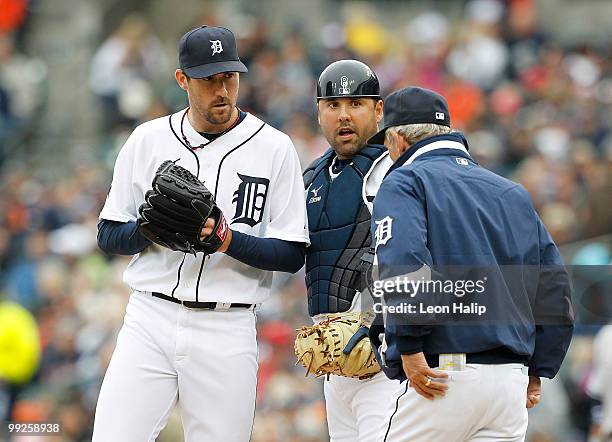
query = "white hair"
(385, 123, 452, 146)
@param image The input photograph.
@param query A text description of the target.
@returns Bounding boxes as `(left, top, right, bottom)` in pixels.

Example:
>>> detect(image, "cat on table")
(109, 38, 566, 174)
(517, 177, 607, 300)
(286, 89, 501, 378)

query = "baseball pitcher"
(93, 26, 309, 442)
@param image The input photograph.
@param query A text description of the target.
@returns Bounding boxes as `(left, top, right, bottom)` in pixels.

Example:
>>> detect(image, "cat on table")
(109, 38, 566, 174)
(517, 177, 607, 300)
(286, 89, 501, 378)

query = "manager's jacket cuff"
(395, 335, 424, 355)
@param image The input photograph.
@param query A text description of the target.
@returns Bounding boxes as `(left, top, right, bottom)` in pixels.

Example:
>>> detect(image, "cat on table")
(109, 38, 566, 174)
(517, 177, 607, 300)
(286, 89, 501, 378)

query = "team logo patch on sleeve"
(374, 216, 393, 248)
(232, 174, 269, 227)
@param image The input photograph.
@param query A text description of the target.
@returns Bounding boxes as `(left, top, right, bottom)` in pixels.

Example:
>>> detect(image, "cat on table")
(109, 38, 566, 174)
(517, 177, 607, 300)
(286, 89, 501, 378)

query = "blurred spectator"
(0, 0, 27, 33)
(0, 31, 46, 154)
(588, 325, 612, 441)
(89, 13, 167, 132)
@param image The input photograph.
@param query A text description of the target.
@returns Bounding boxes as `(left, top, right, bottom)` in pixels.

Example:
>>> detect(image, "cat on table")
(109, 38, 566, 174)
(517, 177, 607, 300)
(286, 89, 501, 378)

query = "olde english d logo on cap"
(210, 40, 223, 55)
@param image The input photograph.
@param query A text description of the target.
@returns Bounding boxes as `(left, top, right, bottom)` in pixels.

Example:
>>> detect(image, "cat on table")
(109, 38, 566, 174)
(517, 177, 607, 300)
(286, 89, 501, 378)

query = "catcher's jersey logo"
(374, 216, 393, 248)
(232, 174, 269, 227)
(210, 40, 223, 55)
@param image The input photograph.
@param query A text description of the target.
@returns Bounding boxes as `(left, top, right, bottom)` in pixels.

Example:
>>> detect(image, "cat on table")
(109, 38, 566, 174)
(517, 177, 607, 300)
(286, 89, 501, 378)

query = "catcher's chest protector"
(305, 145, 386, 316)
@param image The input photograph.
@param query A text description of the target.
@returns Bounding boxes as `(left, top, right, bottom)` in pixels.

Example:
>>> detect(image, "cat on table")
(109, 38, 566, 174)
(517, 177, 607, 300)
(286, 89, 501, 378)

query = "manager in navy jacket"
(368, 87, 574, 442)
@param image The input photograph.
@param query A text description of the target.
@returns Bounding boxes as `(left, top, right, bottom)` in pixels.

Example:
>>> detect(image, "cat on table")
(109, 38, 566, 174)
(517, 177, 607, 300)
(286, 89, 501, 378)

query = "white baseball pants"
(324, 371, 405, 442)
(379, 363, 529, 442)
(92, 292, 258, 442)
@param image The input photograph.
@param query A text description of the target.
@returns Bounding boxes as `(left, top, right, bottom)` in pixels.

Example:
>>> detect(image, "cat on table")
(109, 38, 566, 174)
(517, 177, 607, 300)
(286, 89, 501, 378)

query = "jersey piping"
(169, 113, 266, 300)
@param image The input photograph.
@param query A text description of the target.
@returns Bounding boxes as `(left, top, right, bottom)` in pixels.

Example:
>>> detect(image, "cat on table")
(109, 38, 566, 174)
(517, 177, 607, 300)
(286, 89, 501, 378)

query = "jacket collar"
(386, 132, 471, 176)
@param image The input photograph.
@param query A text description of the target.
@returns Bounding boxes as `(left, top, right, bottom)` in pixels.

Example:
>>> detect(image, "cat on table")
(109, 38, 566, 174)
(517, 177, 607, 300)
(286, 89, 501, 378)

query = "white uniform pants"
(379, 364, 529, 442)
(324, 371, 405, 442)
(92, 292, 258, 442)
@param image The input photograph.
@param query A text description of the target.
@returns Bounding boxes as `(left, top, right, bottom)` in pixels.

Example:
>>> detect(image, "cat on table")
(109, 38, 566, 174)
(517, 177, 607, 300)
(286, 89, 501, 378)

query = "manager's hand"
(526, 376, 541, 408)
(401, 352, 448, 400)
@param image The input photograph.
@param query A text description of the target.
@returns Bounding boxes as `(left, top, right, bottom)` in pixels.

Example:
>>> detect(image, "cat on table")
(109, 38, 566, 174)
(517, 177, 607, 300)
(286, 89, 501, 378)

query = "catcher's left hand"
(294, 313, 381, 380)
(137, 160, 230, 255)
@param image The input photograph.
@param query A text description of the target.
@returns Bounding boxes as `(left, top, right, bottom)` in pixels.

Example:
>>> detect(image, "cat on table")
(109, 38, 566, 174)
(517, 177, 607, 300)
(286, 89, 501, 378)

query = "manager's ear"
(394, 131, 410, 155)
(385, 129, 409, 161)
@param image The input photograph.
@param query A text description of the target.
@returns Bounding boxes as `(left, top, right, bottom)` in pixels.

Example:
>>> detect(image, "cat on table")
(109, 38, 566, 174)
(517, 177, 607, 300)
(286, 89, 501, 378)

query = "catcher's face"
(175, 70, 240, 132)
(317, 98, 383, 159)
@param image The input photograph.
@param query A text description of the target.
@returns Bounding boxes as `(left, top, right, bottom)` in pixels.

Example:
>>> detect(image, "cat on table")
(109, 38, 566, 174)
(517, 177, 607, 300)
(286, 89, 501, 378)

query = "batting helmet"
(316, 60, 380, 101)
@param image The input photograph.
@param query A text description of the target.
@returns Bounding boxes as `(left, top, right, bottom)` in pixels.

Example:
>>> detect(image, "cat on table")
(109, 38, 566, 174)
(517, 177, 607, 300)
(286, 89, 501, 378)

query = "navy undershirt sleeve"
(97, 219, 151, 255)
(98, 219, 305, 272)
(225, 230, 306, 273)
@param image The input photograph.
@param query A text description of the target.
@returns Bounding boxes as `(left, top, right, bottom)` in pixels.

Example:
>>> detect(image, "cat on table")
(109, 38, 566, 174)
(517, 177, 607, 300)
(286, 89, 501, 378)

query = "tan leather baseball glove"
(294, 313, 381, 380)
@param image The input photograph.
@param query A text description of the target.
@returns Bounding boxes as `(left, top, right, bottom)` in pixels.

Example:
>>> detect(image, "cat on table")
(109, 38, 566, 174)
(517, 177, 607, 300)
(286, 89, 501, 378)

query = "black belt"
(425, 346, 529, 368)
(151, 292, 253, 310)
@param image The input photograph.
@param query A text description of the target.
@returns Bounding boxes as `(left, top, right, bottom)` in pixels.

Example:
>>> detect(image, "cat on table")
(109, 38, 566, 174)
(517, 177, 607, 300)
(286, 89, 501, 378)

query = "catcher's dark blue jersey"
(370, 133, 574, 381)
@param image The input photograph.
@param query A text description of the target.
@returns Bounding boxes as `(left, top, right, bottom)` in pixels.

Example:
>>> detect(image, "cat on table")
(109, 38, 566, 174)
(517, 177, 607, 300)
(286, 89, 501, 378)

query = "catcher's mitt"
(137, 160, 228, 254)
(294, 313, 381, 380)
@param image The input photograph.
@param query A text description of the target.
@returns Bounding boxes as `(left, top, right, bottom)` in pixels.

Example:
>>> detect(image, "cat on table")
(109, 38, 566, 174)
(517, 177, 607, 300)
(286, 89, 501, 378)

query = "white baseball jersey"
(363, 151, 393, 214)
(100, 109, 309, 303)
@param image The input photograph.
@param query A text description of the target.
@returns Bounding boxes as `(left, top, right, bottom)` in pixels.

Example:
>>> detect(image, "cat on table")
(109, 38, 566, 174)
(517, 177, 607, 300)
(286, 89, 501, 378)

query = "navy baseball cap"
(369, 87, 451, 145)
(179, 26, 248, 78)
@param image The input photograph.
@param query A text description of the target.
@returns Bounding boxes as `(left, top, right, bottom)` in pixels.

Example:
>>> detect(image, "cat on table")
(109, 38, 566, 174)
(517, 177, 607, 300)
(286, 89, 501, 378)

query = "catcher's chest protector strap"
(304, 144, 386, 316)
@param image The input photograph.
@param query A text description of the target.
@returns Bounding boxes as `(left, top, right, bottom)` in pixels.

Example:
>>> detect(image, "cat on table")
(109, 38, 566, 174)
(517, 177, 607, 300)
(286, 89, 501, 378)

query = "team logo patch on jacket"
(374, 216, 393, 248)
(232, 173, 269, 227)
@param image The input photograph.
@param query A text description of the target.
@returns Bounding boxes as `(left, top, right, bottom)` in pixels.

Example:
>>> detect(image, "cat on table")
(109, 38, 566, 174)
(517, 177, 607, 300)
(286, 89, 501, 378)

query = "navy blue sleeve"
(529, 216, 574, 378)
(97, 219, 151, 255)
(225, 230, 306, 273)
(372, 173, 433, 355)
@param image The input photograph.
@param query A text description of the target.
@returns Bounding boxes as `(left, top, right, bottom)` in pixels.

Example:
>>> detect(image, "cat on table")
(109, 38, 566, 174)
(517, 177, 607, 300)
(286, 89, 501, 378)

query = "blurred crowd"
(1, 0, 611, 441)
(0, 0, 46, 164)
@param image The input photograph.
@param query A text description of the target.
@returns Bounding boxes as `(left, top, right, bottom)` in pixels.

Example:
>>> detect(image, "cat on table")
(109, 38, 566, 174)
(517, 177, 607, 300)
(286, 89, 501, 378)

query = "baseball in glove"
(137, 160, 229, 255)
(294, 313, 381, 380)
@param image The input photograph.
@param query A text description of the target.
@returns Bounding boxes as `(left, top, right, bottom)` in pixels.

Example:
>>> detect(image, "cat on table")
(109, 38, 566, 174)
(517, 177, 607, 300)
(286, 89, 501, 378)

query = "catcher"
(294, 60, 405, 442)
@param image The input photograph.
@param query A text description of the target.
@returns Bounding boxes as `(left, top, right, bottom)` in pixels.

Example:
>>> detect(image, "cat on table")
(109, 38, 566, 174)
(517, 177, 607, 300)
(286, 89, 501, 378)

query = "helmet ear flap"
(316, 59, 380, 101)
